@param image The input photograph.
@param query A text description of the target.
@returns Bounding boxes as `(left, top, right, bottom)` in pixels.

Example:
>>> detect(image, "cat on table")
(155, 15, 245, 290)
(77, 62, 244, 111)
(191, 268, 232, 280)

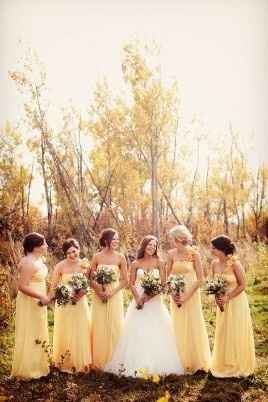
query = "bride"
(105, 235, 184, 377)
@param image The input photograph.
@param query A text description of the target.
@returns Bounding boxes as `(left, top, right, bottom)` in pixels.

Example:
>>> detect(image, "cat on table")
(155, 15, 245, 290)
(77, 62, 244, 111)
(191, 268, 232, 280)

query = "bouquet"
(204, 276, 229, 312)
(137, 271, 163, 310)
(55, 273, 89, 307)
(93, 266, 117, 303)
(94, 266, 116, 288)
(68, 272, 89, 294)
(54, 284, 73, 306)
(166, 274, 185, 308)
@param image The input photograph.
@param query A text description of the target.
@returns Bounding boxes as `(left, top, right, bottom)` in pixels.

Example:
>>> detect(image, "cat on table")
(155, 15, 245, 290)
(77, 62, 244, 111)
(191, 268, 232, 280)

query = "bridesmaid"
(11, 232, 50, 379)
(90, 228, 128, 369)
(50, 238, 92, 373)
(210, 235, 255, 377)
(167, 225, 211, 373)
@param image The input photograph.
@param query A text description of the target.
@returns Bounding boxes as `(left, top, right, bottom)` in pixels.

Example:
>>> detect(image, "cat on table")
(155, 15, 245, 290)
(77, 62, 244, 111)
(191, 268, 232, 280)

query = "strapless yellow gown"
(91, 265, 124, 369)
(11, 264, 49, 378)
(170, 260, 211, 373)
(52, 273, 92, 373)
(211, 262, 255, 377)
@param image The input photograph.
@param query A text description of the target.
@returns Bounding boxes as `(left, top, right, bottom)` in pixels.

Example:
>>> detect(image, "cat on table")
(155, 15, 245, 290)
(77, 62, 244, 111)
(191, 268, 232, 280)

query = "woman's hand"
(172, 293, 180, 304)
(141, 293, 152, 304)
(173, 292, 188, 306)
(134, 294, 142, 304)
(73, 289, 86, 302)
(98, 288, 108, 303)
(136, 295, 145, 309)
(39, 295, 50, 306)
(216, 294, 229, 306)
(105, 288, 116, 299)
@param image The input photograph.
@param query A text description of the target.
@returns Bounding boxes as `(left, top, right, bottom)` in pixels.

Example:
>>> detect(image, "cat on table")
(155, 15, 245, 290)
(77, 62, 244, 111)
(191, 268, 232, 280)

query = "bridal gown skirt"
(105, 294, 184, 377)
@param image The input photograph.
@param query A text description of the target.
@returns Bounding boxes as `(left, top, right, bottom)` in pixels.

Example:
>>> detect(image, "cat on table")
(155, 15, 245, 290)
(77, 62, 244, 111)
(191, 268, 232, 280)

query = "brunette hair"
(211, 235, 236, 256)
(23, 232, 45, 255)
(62, 238, 80, 255)
(137, 235, 159, 260)
(99, 228, 117, 248)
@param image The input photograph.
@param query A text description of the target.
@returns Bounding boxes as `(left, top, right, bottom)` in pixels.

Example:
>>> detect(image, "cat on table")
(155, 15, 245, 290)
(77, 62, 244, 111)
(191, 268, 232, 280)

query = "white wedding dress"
(104, 268, 184, 377)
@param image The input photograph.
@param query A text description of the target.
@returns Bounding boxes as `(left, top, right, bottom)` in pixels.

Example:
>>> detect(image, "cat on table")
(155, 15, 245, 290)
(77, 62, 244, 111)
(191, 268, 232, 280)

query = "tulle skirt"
(105, 294, 184, 377)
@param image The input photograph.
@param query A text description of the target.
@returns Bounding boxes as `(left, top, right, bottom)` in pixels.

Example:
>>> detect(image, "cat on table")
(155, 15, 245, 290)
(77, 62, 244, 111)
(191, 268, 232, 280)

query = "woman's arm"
(210, 260, 224, 308)
(210, 259, 217, 278)
(177, 250, 204, 304)
(166, 251, 173, 279)
(48, 263, 62, 300)
(187, 251, 204, 295)
(166, 251, 180, 304)
(107, 255, 128, 298)
(129, 262, 141, 304)
(89, 255, 108, 302)
(18, 261, 49, 305)
(218, 261, 246, 305)
(159, 260, 166, 285)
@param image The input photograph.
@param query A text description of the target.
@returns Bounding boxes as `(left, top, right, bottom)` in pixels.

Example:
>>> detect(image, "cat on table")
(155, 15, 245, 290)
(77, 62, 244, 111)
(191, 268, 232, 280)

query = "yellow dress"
(91, 265, 124, 369)
(211, 261, 255, 377)
(170, 258, 211, 373)
(11, 263, 49, 378)
(52, 273, 92, 373)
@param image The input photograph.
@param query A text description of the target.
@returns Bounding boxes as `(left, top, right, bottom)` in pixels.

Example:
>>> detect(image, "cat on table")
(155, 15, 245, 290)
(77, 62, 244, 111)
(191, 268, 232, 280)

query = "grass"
(0, 242, 267, 402)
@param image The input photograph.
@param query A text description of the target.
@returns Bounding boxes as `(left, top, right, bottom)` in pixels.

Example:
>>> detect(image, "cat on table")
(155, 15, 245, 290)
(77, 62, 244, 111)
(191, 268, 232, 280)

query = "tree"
(9, 47, 54, 240)
(122, 40, 180, 236)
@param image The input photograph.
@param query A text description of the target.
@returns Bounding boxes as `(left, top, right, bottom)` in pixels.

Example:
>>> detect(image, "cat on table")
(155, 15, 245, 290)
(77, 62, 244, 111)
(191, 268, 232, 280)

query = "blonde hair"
(169, 225, 192, 242)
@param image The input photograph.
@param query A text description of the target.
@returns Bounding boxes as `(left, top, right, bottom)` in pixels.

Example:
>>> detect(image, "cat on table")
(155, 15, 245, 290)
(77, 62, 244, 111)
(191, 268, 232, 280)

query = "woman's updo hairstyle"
(62, 238, 80, 255)
(211, 235, 236, 255)
(169, 225, 192, 243)
(23, 232, 45, 255)
(99, 228, 117, 248)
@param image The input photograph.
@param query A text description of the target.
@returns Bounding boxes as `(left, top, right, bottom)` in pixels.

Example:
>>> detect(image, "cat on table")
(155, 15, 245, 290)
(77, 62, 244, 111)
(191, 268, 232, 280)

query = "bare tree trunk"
(158, 181, 181, 225)
(40, 134, 53, 240)
(44, 136, 94, 246)
(187, 137, 200, 226)
(223, 198, 229, 235)
(20, 167, 26, 232)
(92, 173, 114, 231)
(204, 158, 211, 226)
(77, 116, 84, 205)
(151, 138, 159, 237)
(242, 207, 246, 238)
(33, 83, 53, 241)
(26, 163, 34, 220)
(216, 200, 223, 222)
(229, 127, 240, 240)
(251, 166, 266, 240)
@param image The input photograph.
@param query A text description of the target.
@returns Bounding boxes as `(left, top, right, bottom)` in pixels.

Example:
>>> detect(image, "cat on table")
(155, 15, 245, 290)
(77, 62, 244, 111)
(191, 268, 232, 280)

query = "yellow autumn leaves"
(156, 391, 171, 402)
(137, 368, 160, 383)
(137, 369, 171, 402)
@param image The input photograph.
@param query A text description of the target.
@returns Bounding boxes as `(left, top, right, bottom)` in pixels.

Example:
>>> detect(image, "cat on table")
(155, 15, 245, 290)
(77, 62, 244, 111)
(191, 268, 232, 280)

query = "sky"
(0, 0, 268, 203)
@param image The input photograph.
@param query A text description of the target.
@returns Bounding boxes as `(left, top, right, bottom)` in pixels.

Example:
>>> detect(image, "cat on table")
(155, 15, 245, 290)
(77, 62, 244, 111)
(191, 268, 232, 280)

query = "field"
(0, 243, 267, 402)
